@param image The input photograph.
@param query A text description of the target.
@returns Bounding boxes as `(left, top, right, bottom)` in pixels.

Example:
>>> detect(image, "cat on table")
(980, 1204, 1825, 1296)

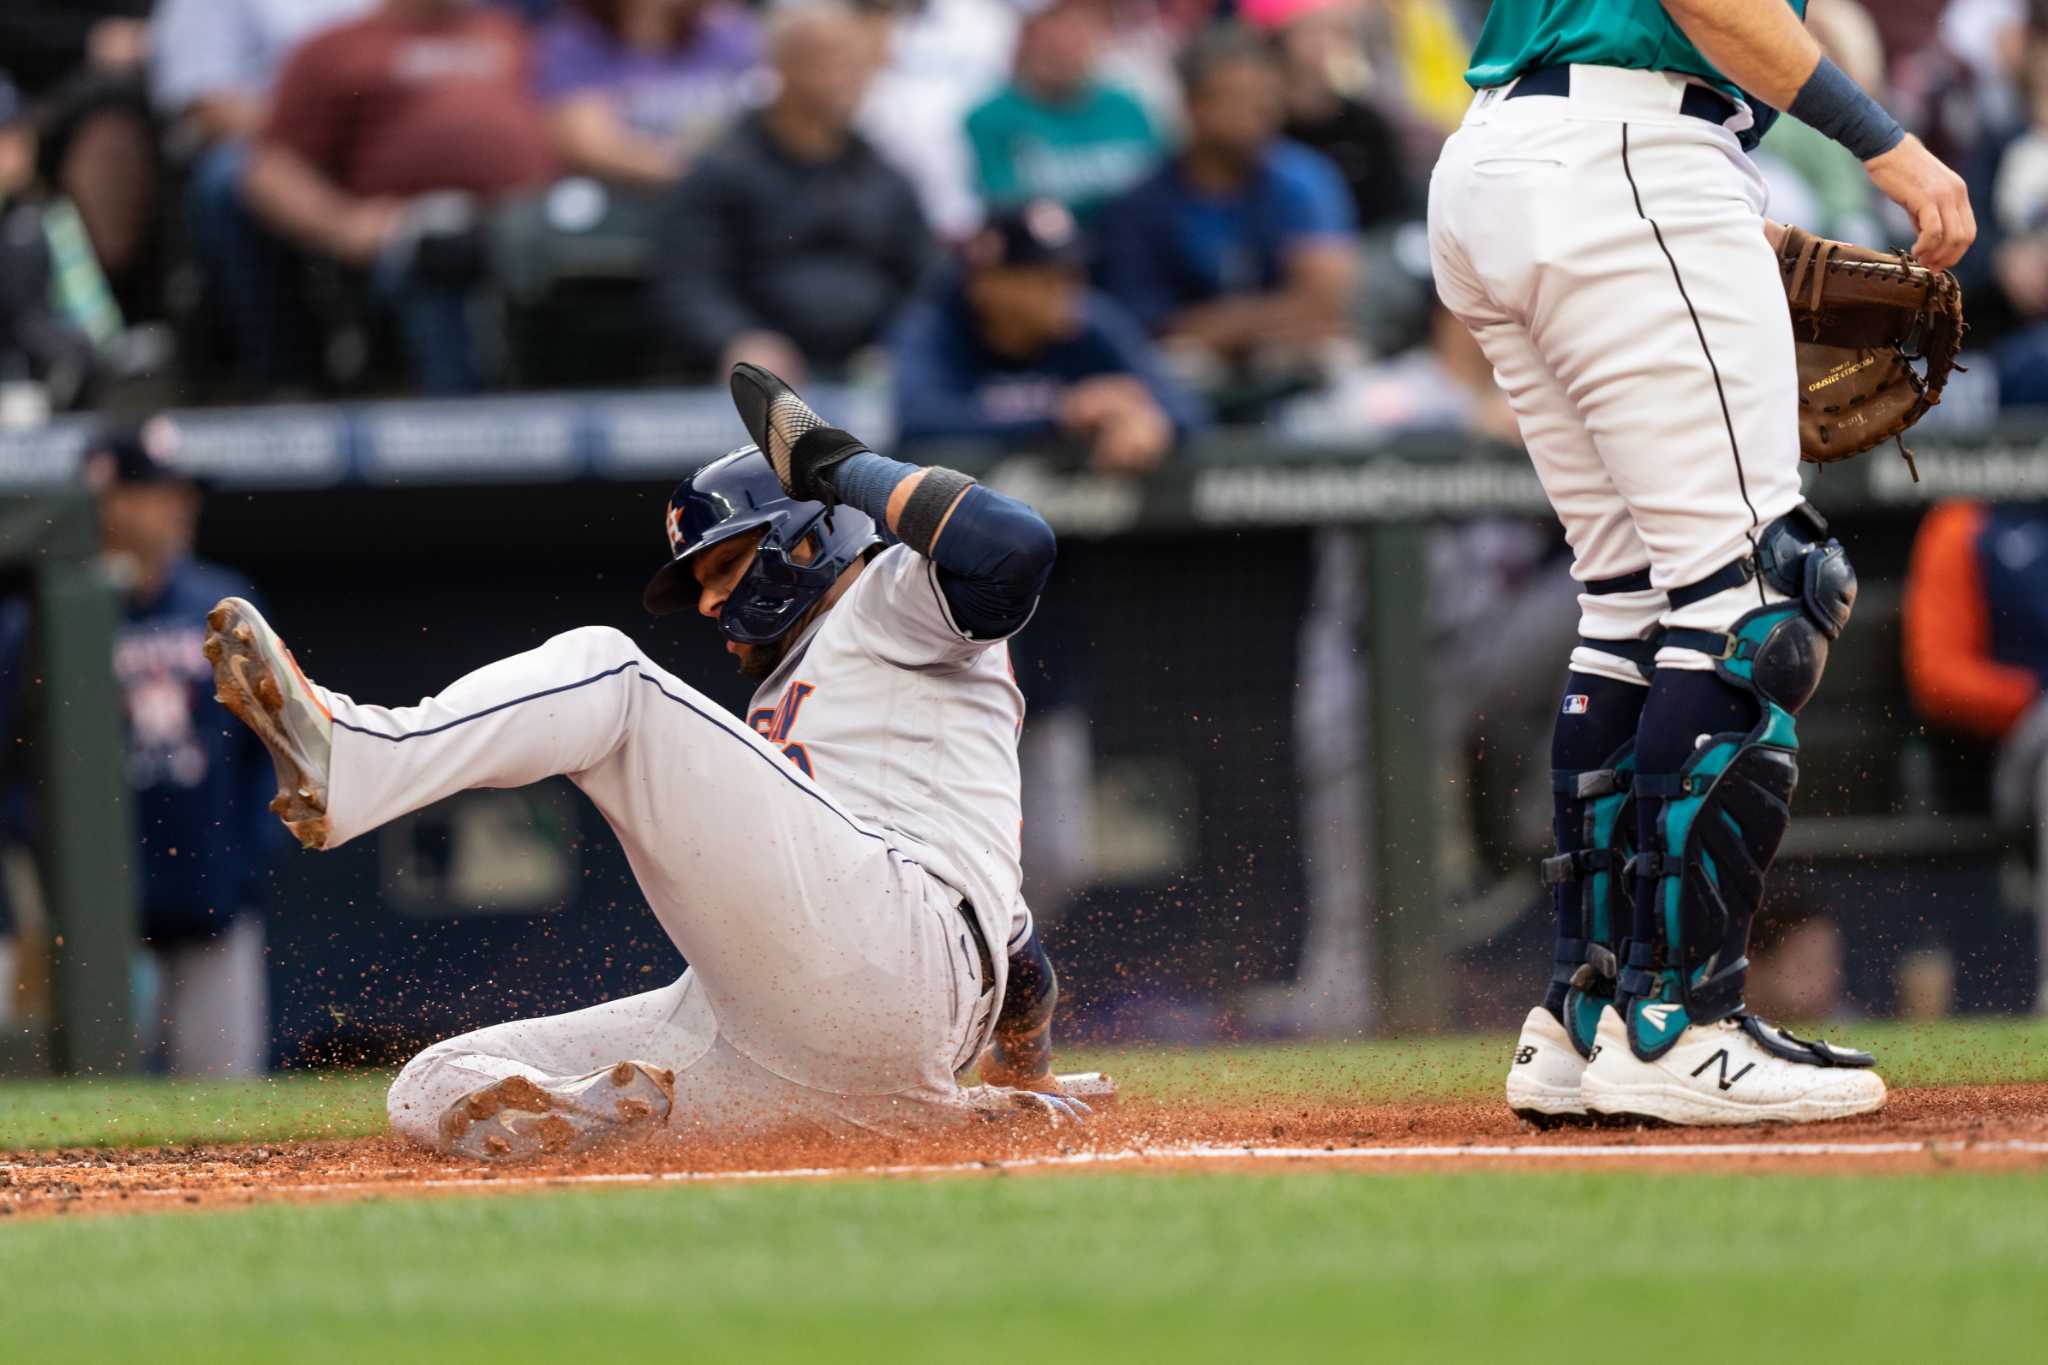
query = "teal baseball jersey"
(1465, 0, 1808, 101)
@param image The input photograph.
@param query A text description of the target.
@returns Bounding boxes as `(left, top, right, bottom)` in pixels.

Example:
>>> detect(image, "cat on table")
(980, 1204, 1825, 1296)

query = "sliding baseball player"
(207, 367, 1094, 1158)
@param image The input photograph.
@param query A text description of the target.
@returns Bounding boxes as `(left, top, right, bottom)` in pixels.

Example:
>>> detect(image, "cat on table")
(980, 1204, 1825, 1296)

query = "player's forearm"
(242, 145, 376, 263)
(986, 930, 1058, 1085)
(744, 374, 1058, 633)
(1659, 0, 1820, 109)
(1662, 0, 1905, 164)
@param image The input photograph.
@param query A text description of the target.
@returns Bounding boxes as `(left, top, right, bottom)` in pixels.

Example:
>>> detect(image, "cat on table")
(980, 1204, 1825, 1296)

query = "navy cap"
(965, 199, 1087, 271)
(82, 417, 200, 489)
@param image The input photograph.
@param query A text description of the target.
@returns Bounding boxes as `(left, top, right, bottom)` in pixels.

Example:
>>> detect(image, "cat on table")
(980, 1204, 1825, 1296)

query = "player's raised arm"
(730, 363, 1057, 641)
(1659, 0, 1974, 269)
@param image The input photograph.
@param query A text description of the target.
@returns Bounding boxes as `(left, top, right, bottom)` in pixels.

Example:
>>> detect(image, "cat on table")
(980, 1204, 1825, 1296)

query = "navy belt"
(1506, 64, 1740, 130)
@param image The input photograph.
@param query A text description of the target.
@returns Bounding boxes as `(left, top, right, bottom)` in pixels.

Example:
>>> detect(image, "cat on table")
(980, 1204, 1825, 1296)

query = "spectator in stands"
(88, 421, 277, 1073)
(1988, 21, 2048, 405)
(0, 2, 160, 316)
(1905, 500, 2048, 747)
(0, 73, 123, 411)
(1904, 500, 2048, 876)
(966, 0, 1163, 225)
(243, 0, 561, 394)
(536, 0, 763, 190)
(858, 0, 1019, 240)
(892, 198, 1202, 467)
(1094, 24, 1357, 401)
(1255, 0, 1417, 230)
(152, 0, 376, 392)
(655, 1, 932, 382)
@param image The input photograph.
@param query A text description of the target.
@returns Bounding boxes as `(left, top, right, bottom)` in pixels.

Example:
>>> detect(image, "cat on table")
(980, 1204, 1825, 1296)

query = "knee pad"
(1542, 744, 1636, 1057)
(1664, 504, 1856, 713)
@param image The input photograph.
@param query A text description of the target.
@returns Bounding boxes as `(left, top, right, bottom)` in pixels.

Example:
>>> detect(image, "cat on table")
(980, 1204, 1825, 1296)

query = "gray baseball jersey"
(748, 545, 1036, 996)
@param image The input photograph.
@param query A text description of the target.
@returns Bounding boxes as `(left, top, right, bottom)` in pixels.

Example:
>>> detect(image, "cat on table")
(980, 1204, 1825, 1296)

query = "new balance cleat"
(1505, 1006, 1590, 1126)
(440, 1061, 677, 1162)
(203, 596, 333, 849)
(1580, 1005, 1885, 1126)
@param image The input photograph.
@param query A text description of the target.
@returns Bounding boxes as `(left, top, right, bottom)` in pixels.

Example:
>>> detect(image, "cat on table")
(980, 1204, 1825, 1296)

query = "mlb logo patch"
(1561, 694, 1590, 715)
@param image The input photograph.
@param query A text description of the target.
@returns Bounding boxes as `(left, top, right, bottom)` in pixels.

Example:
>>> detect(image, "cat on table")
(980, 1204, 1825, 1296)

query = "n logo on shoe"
(1689, 1049, 1756, 1091)
(1514, 1046, 1537, 1065)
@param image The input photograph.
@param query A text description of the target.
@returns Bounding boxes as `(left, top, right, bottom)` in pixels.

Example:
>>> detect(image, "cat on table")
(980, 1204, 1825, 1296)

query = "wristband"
(823, 448, 918, 517)
(896, 468, 975, 555)
(1788, 56, 1904, 162)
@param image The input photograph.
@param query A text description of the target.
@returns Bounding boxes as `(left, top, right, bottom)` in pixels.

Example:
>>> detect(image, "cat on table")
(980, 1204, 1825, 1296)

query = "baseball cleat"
(203, 596, 333, 850)
(1580, 1006, 1886, 1126)
(440, 1061, 677, 1162)
(1505, 1006, 1590, 1126)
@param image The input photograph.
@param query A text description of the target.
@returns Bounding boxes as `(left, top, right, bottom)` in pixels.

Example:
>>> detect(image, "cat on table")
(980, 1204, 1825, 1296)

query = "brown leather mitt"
(1777, 224, 1965, 479)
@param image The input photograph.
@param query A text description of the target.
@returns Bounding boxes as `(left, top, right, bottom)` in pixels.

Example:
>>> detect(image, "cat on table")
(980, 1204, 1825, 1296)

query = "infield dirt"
(4, 1083, 2046, 1221)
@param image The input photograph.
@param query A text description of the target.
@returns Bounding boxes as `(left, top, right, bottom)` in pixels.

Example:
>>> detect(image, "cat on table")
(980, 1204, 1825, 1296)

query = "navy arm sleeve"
(999, 928, 1057, 1029)
(826, 453, 1057, 641)
(927, 485, 1057, 640)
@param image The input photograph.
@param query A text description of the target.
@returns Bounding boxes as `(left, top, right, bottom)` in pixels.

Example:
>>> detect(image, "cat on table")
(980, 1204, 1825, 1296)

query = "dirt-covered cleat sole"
(203, 596, 333, 849)
(1505, 1005, 1591, 1125)
(1580, 1007, 1887, 1127)
(439, 1062, 678, 1163)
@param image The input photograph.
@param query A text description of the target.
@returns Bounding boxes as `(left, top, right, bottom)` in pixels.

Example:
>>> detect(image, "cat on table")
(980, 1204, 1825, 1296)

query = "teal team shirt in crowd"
(1464, 0, 1808, 101)
(967, 83, 1163, 224)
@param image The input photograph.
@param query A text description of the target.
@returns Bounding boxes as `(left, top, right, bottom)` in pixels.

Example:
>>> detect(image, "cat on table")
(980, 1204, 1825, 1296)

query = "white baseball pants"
(1428, 65, 1803, 680)
(317, 625, 992, 1146)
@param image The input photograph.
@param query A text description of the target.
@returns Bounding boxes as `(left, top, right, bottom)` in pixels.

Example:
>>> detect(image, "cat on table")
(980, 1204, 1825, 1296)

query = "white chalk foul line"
(9, 1139, 2048, 1203)
(221, 1137, 2048, 1197)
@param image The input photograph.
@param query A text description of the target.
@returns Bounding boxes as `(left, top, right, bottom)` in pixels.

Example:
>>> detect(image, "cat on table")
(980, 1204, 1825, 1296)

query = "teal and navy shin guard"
(1543, 672, 1647, 1058)
(1620, 601, 1839, 1059)
(1548, 749, 1636, 1057)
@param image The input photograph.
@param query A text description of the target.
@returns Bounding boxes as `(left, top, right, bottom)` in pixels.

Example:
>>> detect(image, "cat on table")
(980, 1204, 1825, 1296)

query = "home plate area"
(6, 1084, 2047, 1219)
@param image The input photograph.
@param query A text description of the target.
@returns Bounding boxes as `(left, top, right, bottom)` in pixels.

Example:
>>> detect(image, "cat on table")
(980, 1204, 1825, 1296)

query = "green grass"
(4, 1019, 2047, 1362)
(0, 1070, 391, 1150)
(3, 1170, 2045, 1363)
(4, 1015, 2045, 1151)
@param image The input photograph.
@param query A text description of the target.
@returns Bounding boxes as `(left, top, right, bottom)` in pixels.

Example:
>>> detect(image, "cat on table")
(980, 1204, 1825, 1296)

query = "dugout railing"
(0, 488, 135, 1076)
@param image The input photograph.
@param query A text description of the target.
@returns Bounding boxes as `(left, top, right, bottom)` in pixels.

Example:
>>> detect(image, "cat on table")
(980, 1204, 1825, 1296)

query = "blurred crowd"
(1, 0, 2038, 450)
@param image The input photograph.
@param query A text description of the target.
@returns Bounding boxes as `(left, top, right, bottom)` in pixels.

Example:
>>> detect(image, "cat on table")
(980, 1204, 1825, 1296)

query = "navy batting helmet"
(641, 445, 881, 644)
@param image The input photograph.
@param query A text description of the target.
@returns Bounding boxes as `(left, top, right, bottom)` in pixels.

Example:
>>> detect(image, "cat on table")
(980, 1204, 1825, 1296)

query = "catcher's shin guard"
(1543, 745, 1636, 1059)
(1621, 517, 1856, 1059)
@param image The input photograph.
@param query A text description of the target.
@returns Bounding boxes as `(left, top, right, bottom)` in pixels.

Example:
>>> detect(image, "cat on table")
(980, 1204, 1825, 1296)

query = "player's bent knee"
(384, 1051, 447, 1149)
(1659, 504, 1855, 713)
(1576, 576, 1662, 685)
(549, 624, 645, 669)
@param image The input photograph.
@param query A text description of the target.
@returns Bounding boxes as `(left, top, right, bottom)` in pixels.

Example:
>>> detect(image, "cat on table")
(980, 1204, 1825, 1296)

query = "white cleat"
(203, 596, 334, 849)
(440, 1061, 677, 1162)
(1505, 1006, 1590, 1126)
(1580, 1006, 1886, 1127)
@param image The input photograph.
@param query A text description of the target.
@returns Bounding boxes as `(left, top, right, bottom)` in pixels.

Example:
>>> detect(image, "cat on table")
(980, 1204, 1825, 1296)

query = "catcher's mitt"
(1778, 224, 1965, 480)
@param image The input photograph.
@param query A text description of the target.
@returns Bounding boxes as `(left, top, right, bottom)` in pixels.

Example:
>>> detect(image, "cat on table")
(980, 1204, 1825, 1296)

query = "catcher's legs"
(1432, 97, 1879, 1122)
